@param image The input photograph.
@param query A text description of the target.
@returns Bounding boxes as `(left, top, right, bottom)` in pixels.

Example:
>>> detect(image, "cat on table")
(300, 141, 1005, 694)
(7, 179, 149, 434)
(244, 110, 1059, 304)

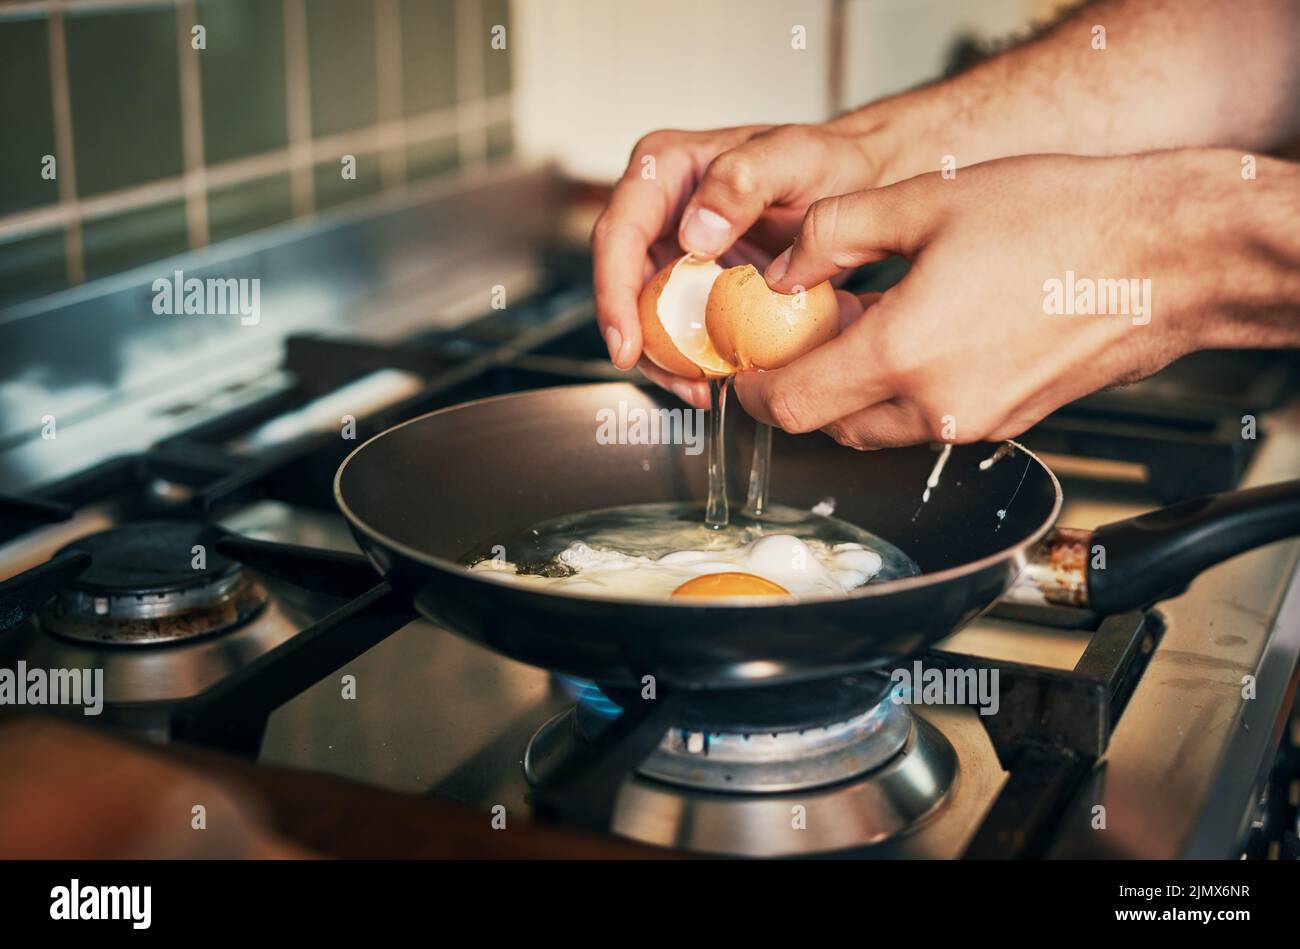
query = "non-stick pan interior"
(336, 383, 1059, 580)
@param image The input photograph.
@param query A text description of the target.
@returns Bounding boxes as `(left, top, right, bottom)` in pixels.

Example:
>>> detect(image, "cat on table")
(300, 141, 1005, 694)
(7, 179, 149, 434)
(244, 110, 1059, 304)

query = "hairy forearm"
(1193, 154, 1300, 350)
(834, 0, 1300, 180)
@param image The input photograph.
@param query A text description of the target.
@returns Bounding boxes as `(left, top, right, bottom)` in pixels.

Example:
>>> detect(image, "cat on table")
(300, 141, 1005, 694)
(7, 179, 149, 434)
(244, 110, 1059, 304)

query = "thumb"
(764, 178, 942, 293)
(678, 125, 852, 259)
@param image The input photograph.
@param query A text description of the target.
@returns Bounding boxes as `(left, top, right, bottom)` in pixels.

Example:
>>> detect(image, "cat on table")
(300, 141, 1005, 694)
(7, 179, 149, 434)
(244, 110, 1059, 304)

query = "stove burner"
(639, 698, 913, 794)
(597, 673, 895, 735)
(525, 673, 958, 854)
(38, 521, 268, 645)
(573, 674, 909, 793)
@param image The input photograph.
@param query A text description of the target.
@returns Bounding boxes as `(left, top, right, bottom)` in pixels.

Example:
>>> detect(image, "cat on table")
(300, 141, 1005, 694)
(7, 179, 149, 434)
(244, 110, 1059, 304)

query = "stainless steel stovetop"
(3, 412, 1296, 858)
(267, 424, 1300, 858)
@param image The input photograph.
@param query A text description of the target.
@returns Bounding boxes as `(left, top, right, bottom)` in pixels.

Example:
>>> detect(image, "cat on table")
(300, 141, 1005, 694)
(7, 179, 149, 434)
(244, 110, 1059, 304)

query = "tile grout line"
(454, 0, 487, 172)
(1, 0, 173, 18)
(374, 0, 406, 189)
(282, 0, 314, 217)
(827, 0, 847, 117)
(176, 0, 209, 249)
(44, 0, 84, 285)
(0, 97, 509, 244)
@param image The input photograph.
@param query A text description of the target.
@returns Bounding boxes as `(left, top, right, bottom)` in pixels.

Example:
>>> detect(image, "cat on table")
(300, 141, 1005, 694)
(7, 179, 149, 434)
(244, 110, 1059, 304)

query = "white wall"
(844, 0, 1037, 104)
(512, 0, 1039, 182)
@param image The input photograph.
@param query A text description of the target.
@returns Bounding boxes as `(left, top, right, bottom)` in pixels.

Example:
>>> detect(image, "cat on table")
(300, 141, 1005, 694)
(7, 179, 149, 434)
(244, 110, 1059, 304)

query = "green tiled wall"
(0, 0, 514, 310)
(196, 0, 290, 165)
(401, 0, 458, 114)
(0, 230, 67, 303)
(66, 8, 185, 197)
(0, 17, 59, 217)
(81, 199, 189, 280)
(483, 0, 512, 97)
(305, 0, 379, 137)
(313, 154, 383, 211)
(486, 121, 514, 162)
(207, 172, 295, 243)
(406, 135, 459, 182)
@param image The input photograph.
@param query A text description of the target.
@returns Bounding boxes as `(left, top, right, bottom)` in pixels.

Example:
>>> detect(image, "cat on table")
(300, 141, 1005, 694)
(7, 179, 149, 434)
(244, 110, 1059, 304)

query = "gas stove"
(524, 672, 961, 856)
(1, 171, 1298, 860)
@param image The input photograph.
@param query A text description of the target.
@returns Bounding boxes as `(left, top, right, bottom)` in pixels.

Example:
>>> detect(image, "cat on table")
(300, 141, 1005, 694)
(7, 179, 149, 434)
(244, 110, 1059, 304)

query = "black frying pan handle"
(1087, 479, 1300, 614)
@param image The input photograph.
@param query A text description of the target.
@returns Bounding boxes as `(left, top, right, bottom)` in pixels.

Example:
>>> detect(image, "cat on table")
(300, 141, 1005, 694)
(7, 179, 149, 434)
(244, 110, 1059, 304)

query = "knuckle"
(948, 397, 1005, 443)
(801, 197, 840, 253)
(988, 414, 1037, 442)
(921, 413, 949, 443)
(824, 422, 869, 451)
(590, 213, 639, 253)
(766, 384, 814, 434)
(768, 123, 815, 148)
(706, 151, 759, 197)
(871, 325, 920, 384)
(923, 402, 995, 443)
(910, 394, 965, 444)
(590, 211, 614, 246)
(632, 130, 668, 157)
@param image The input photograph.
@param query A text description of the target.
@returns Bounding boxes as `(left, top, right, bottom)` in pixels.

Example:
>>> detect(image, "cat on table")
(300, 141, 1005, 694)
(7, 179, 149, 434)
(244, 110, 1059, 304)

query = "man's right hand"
(591, 123, 888, 408)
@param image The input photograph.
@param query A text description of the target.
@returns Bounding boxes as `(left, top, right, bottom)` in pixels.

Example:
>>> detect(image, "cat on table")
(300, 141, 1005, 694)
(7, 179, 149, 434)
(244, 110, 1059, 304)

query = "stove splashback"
(0, 164, 564, 494)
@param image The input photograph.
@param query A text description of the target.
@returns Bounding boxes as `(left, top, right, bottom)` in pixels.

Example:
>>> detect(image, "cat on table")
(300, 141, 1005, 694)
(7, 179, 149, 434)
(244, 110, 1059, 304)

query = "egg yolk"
(671, 572, 790, 599)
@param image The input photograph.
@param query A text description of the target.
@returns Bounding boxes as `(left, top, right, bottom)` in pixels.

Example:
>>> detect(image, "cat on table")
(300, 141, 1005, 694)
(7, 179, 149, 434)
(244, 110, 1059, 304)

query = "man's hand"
(594, 0, 1300, 413)
(737, 150, 1300, 448)
(591, 123, 888, 407)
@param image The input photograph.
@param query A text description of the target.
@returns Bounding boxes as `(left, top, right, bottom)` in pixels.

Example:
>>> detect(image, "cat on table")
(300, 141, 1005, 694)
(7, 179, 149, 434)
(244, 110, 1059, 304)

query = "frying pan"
(335, 382, 1300, 690)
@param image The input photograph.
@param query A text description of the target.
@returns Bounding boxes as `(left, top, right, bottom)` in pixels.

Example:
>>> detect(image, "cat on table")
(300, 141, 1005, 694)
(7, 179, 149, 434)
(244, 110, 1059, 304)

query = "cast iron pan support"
(0, 550, 90, 635)
(531, 692, 684, 833)
(929, 609, 1161, 858)
(170, 535, 416, 756)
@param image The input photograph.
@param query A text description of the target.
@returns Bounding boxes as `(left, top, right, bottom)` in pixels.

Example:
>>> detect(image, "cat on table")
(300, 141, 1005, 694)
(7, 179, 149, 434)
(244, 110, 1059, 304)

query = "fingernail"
(605, 326, 623, 365)
(681, 208, 731, 255)
(766, 247, 792, 285)
(672, 382, 695, 404)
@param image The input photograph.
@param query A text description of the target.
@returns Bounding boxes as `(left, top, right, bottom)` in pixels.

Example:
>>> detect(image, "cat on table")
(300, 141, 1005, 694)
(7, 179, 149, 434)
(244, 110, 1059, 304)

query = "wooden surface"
(0, 714, 669, 859)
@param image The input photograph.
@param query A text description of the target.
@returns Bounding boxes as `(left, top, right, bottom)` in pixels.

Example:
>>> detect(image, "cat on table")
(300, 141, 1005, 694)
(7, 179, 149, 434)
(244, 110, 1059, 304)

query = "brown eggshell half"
(705, 265, 839, 371)
(638, 256, 734, 378)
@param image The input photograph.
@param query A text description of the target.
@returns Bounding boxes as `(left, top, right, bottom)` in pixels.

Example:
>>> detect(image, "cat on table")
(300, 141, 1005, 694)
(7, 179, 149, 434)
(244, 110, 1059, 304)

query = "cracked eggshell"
(705, 265, 839, 371)
(638, 256, 735, 379)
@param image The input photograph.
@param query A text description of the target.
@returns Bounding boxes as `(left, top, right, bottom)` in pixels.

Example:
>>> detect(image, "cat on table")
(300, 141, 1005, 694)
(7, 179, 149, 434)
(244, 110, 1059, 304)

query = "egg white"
(471, 533, 883, 600)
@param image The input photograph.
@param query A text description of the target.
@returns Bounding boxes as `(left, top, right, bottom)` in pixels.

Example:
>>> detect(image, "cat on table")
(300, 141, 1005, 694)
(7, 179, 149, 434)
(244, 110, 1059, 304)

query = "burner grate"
(929, 605, 1163, 858)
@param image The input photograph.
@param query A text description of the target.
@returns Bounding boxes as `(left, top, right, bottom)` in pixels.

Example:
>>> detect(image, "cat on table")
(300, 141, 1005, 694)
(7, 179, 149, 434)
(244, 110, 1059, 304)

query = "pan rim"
(334, 383, 1065, 609)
